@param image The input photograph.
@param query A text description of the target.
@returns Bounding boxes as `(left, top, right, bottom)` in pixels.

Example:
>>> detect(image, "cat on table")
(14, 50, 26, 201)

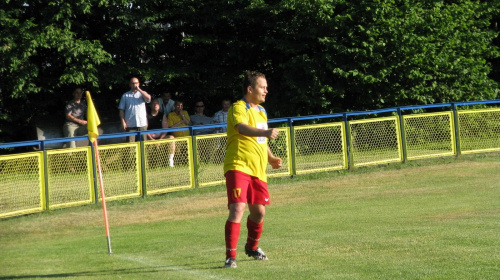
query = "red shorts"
(225, 170, 270, 206)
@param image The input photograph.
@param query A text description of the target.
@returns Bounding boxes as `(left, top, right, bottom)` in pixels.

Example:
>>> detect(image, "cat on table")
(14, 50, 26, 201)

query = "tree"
(1, 0, 499, 145)
(0, 0, 114, 142)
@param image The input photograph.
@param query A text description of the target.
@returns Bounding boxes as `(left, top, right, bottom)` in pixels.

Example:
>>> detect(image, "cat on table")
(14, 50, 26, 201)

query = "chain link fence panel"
(144, 137, 193, 194)
(403, 112, 456, 160)
(293, 123, 346, 174)
(0, 152, 44, 218)
(195, 133, 227, 187)
(46, 147, 94, 209)
(349, 117, 402, 167)
(97, 143, 142, 201)
(458, 108, 500, 154)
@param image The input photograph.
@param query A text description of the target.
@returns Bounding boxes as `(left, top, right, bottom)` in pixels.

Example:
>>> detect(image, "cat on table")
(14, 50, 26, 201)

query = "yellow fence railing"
(458, 108, 500, 154)
(46, 147, 95, 209)
(0, 152, 44, 218)
(349, 116, 402, 167)
(1, 103, 500, 218)
(293, 123, 346, 174)
(144, 137, 194, 194)
(403, 112, 456, 160)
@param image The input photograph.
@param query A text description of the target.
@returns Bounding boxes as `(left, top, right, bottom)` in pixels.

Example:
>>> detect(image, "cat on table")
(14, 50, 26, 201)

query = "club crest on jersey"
(233, 188, 241, 198)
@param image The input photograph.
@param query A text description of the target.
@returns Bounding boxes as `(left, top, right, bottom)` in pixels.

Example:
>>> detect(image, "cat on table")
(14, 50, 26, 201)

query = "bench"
(35, 121, 126, 149)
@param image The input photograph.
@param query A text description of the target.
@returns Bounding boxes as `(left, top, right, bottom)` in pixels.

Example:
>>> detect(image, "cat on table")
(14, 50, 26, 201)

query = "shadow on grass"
(0, 262, 227, 279)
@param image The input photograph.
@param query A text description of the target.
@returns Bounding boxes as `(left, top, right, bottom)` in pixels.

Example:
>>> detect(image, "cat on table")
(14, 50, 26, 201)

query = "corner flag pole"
(87, 91, 113, 254)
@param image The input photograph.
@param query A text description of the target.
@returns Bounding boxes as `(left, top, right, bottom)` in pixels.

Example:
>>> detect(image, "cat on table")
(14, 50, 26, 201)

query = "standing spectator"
(118, 77, 151, 142)
(158, 91, 175, 116)
(165, 100, 190, 167)
(213, 98, 231, 133)
(223, 72, 282, 268)
(63, 87, 88, 148)
(190, 100, 213, 135)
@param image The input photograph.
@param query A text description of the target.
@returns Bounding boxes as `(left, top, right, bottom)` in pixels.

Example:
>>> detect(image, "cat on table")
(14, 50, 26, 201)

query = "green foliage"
(1, 0, 499, 143)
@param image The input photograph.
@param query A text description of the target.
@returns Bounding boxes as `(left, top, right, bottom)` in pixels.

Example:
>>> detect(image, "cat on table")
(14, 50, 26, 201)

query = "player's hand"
(266, 128, 279, 139)
(269, 156, 282, 169)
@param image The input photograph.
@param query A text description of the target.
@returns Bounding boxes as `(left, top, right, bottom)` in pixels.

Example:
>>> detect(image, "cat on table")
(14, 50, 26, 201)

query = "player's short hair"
(242, 71, 266, 95)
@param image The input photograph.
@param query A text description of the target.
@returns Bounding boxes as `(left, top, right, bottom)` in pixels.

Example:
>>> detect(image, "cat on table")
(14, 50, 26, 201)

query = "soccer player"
(223, 71, 282, 268)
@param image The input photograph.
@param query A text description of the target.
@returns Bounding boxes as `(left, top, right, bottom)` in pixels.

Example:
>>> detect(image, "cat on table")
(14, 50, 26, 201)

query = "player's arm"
(268, 146, 282, 169)
(234, 123, 279, 139)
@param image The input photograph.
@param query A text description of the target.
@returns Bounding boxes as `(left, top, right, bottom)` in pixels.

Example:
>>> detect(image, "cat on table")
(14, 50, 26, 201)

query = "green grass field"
(1, 155, 499, 279)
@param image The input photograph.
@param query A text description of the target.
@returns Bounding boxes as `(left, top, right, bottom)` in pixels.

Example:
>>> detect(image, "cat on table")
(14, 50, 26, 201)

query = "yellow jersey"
(167, 110, 190, 137)
(224, 99, 269, 182)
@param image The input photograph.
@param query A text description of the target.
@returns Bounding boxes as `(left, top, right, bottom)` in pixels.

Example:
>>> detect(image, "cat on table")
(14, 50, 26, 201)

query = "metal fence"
(1, 100, 499, 218)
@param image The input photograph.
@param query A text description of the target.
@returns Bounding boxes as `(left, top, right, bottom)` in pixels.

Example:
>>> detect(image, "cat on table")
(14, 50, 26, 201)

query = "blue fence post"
(397, 108, 407, 163)
(452, 103, 461, 157)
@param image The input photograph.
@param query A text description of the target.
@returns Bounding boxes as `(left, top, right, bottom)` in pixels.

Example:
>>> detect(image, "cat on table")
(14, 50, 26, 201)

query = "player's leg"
(247, 203, 265, 247)
(245, 177, 270, 260)
(225, 202, 245, 267)
(224, 171, 250, 268)
(245, 204, 268, 260)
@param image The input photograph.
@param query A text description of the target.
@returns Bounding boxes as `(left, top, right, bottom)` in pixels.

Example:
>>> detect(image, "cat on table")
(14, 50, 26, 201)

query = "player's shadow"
(0, 262, 224, 279)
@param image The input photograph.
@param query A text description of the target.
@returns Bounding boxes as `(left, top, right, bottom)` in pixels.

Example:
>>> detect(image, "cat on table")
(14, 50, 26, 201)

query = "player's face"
(248, 77, 268, 105)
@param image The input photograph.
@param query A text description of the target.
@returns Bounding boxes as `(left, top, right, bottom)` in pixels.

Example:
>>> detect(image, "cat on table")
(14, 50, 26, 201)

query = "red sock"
(225, 221, 241, 259)
(246, 217, 264, 250)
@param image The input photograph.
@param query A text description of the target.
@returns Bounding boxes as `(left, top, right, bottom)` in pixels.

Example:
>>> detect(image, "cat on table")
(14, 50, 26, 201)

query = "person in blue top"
(118, 77, 151, 142)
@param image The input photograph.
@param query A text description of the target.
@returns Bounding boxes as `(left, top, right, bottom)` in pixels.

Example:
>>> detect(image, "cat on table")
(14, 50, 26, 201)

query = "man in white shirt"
(118, 77, 151, 142)
(213, 98, 231, 133)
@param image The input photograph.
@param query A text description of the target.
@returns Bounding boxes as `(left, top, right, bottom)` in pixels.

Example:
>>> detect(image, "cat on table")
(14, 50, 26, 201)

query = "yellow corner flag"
(86, 91, 101, 143)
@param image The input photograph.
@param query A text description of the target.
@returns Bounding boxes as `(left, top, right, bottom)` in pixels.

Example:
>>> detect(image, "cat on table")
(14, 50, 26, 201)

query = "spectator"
(63, 87, 88, 148)
(213, 98, 231, 133)
(167, 100, 191, 137)
(146, 98, 168, 140)
(164, 100, 190, 167)
(190, 100, 213, 135)
(118, 77, 151, 142)
(158, 91, 175, 116)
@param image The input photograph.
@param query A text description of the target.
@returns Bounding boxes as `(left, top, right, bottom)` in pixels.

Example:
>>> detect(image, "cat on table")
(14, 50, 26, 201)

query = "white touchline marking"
(116, 254, 235, 280)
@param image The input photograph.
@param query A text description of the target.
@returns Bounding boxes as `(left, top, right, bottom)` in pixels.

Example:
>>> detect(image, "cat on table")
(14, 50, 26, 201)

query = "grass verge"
(0, 154, 499, 279)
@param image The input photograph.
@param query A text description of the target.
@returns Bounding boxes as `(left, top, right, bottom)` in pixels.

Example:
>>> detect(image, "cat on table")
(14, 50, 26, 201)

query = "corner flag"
(86, 91, 101, 143)
(86, 91, 112, 254)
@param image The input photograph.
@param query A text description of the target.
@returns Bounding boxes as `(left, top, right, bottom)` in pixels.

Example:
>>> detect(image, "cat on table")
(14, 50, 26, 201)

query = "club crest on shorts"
(233, 188, 241, 198)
